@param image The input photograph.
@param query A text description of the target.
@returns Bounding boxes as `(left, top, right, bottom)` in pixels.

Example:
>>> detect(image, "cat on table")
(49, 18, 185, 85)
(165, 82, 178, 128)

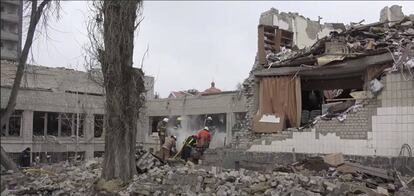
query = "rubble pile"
(1, 159, 102, 195)
(267, 16, 414, 68)
(122, 155, 414, 196)
(1, 153, 413, 196)
(136, 150, 164, 174)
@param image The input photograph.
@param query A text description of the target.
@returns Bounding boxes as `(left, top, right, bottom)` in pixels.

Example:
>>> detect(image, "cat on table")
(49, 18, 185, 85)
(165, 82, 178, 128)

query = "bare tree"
(0, 0, 60, 172)
(87, 0, 145, 182)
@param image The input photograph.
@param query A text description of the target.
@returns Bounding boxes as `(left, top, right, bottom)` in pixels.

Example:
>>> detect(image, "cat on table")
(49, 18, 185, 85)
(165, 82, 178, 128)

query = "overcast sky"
(30, 1, 414, 97)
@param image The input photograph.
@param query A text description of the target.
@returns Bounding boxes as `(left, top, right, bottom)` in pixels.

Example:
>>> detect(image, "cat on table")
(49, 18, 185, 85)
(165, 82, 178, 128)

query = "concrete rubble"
(266, 14, 414, 69)
(2, 154, 413, 196)
(1, 159, 102, 196)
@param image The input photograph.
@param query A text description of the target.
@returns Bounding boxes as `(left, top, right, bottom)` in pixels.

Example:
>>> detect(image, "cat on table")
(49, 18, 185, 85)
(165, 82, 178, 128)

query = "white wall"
(248, 72, 414, 157)
(260, 9, 345, 49)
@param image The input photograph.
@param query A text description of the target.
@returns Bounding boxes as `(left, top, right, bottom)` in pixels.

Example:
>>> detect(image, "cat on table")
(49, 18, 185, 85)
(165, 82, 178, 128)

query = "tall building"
(1, 0, 22, 61)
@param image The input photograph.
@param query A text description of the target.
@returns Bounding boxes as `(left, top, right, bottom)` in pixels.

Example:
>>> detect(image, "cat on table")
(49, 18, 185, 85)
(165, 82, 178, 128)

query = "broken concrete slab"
(323, 153, 345, 167)
(344, 161, 395, 181)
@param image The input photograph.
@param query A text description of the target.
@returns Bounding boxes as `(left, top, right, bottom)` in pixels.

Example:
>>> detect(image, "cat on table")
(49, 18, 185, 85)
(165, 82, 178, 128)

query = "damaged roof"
(255, 16, 414, 78)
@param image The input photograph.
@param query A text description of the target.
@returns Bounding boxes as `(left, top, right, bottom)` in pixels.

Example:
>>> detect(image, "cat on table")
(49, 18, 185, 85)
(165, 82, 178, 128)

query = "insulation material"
(259, 114, 281, 123)
(255, 76, 301, 133)
(316, 55, 346, 66)
(253, 113, 285, 133)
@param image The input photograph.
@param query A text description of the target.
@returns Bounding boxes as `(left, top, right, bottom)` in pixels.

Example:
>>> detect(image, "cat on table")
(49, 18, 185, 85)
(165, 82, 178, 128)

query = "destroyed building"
(140, 85, 247, 151)
(0, 61, 155, 163)
(0, 61, 248, 161)
(237, 6, 414, 160)
(0, 0, 23, 61)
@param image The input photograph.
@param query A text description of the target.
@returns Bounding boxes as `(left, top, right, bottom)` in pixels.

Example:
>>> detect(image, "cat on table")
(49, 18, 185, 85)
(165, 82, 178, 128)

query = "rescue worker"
(181, 135, 198, 161)
(204, 116, 216, 136)
(161, 135, 177, 161)
(20, 147, 31, 167)
(193, 127, 211, 163)
(204, 116, 214, 128)
(157, 118, 169, 147)
(174, 117, 182, 129)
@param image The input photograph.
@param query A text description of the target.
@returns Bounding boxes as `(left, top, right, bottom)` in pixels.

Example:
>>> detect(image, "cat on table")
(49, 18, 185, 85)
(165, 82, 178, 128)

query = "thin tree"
(88, 0, 145, 182)
(0, 0, 60, 172)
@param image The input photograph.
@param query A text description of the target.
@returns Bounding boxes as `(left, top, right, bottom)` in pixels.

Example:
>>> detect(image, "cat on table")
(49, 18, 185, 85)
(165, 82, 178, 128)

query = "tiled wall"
(248, 72, 414, 157)
(315, 99, 378, 140)
(372, 106, 414, 156)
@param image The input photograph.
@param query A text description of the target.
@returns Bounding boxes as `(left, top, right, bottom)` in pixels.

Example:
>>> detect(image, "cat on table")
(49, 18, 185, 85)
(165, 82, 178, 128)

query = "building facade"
(0, 0, 22, 61)
(0, 61, 154, 163)
(241, 6, 414, 158)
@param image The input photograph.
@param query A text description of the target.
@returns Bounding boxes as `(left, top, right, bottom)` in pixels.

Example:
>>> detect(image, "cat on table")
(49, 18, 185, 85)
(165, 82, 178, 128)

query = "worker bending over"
(161, 135, 177, 161)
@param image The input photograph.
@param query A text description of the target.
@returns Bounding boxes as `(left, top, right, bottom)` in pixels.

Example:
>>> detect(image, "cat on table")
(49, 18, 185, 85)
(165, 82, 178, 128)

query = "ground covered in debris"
(1, 156, 413, 196)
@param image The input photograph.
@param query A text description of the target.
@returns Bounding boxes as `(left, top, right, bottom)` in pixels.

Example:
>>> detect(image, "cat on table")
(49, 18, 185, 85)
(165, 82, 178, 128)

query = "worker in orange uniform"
(192, 127, 211, 163)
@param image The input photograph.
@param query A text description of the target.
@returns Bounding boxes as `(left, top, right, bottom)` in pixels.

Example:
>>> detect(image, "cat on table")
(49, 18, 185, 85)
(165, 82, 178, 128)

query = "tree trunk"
(0, 146, 19, 171)
(101, 0, 144, 182)
(0, 0, 51, 172)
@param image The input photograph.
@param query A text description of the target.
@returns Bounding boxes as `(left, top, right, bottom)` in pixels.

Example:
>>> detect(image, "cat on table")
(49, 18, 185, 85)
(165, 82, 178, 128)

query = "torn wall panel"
(255, 76, 301, 131)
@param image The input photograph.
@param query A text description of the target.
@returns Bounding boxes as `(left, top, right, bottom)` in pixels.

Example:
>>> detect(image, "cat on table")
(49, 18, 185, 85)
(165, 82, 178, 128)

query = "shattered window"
(94, 114, 104, 138)
(0, 109, 22, 137)
(47, 112, 59, 136)
(233, 112, 247, 132)
(33, 111, 46, 136)
(8, 110, 22, 136)
(60, 113, 74, 137)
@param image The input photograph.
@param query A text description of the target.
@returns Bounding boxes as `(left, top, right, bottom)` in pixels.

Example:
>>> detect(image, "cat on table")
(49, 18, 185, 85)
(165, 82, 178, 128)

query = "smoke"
(166, 116, 226, 150)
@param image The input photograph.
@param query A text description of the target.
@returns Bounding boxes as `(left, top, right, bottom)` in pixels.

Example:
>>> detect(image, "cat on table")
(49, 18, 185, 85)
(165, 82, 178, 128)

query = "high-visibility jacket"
(196, 129, 211, 148)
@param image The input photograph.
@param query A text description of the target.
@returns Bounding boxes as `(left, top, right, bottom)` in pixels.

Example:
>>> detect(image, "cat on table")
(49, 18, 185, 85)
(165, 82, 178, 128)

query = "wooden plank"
(254, 53, 393, 78)
(344, 161, 394, 181)
(326, 98, 355, 102)
(258, 25, 266, 65)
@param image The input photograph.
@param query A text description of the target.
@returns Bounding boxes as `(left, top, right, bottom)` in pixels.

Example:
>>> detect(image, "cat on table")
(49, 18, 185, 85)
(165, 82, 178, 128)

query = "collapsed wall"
(239, 6, 414, 158)
(248, 72, 414, 157)
(259, 8, 345, 49)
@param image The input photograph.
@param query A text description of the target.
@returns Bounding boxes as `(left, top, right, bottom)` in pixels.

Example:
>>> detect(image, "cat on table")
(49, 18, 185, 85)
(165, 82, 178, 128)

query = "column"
(84, 113, 94, 160)
(22, 110, 34, 164)
(22, 110, 33, 142)
(225, 112, 235, 146)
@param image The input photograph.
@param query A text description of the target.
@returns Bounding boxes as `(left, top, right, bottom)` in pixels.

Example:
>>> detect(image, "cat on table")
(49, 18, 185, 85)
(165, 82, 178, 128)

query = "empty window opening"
(33, 111, 46, 136)
(201, 114, 227, 133)
(47, 112, 59, 136)
(94, 151, 104, 158)
(60, 113, 74, 137)
(150, 116, 166, 134)
(300, 76, 364, 126)
(33, 111, 85, 137)
(0, 109, 22, 137)
(232, 112, 247, 132)
(94, 114, 104, 138)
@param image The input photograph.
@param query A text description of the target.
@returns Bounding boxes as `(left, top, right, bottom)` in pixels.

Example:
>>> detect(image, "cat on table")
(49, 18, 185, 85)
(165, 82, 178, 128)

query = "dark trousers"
(181, 146, 192, 161)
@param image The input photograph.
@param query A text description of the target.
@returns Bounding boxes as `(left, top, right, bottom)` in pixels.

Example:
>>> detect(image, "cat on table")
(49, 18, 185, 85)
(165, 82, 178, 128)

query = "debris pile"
(1, 159, 102, 195)
(122, 154, 414, 196)
(2, 153, 413, 195)
(266, 16, 414, 69)
(136, 150, 164, 174)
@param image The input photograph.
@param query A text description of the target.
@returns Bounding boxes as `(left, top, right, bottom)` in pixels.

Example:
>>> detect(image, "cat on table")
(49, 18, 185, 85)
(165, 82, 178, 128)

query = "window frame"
(1, 110, 23, 137)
